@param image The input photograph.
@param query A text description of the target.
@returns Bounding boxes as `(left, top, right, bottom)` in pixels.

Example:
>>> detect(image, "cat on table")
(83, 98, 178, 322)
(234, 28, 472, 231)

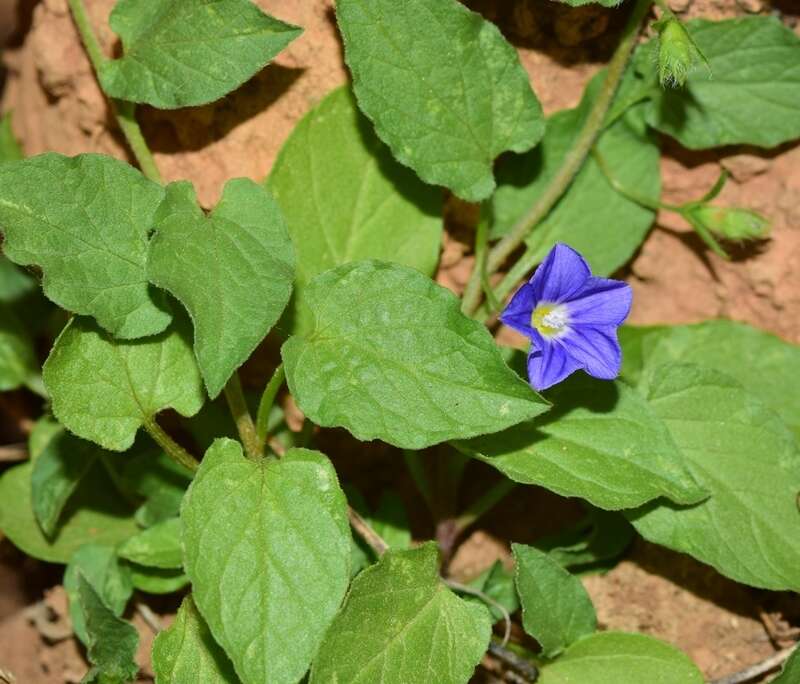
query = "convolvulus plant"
(1, 0, 799, 682)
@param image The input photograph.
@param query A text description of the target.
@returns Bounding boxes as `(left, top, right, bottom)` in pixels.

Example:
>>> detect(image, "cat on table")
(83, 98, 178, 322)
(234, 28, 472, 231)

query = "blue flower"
(500, 243, 632, 391)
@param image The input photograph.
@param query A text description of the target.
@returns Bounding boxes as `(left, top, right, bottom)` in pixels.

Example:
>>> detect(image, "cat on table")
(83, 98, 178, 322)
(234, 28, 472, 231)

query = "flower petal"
(530, 243, 591, 303)
(500, 282, 537, 338)
(566, 277, 633, 327)
(527, 337, 581, 390)
(562, 325, 622, 380)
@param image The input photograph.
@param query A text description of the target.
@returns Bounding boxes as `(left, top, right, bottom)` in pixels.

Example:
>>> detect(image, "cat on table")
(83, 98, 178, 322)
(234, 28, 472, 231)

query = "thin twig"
(445, 579, 512, 648)
(348, 506, 389, 556)
(136, 603, 163, 634)
(0, 443, 27, 462)
(67, 0, 162, 183)
(223, 373, 263, 460)
(709, 645, 797, 684)
(488, 641, 539, 683)
(460, 0, 653, 317)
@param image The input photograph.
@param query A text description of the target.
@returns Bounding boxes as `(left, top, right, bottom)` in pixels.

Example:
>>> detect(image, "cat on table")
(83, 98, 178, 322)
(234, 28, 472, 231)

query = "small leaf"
(335, 0, 544, 201)
(31, 430, 102, 537)
(620, 320, 800, 441)
(0, 113, 23, 162)
(512, 543, 596, 657)
(283, 260, 548, 449)
(129, 564, 189, 595)
(310, 543, 491, 684)
(78, 573, 140, 684)
(0, 254, 37, 304)
(774, 646, 800, 684)
(118, 517, 182, 569)
(0, 154, 170, 339)
(267, 86, 443, 335)
(99, 0, 302, 109)
(645, 17, 800, 149)
(537, 632, 703, 684)
(370, 492, 412, 551)
(458, 374, 705, 510)
(489, 71, 660, 275)
(135, 489, 184, 528)
(64, 544, 133, 645)
(148, 179, 294, 398)
(628, 363, 800, 591)
(0, 461, 137, 563)
(181, 440, 351, 684)
(0, 302, 38, 391)
(43, 315, 205, 452)
(536, 508, 635, 571)
(152, 596, 239, 684)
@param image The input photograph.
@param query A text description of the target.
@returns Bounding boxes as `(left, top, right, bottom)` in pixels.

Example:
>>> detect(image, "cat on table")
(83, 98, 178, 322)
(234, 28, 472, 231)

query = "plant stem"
(67, 0, 162, 184)
(460, 0, 653, 317)
(143, 418, 199, 472)
(348, 506, 389, 556)
(224, 373, 263, 460)
(256, 363, 285, 446)
(453, 479, 516, 536)
(444, 579, 511, 647)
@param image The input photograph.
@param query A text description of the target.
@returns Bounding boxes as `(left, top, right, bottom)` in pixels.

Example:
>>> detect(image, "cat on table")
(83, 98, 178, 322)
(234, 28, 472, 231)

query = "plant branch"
(453, 479, 516, 536)
(143, 418, 199, 472)
(709, 645, 796, 684)
(256, 363, 285, 447)
(67, 0, 162, 184)
(348, 506, 389, 556)
(223, 373, 263, 460)
(444, 579, 512, 647)
(460, 0, 653, 317)
(487, 641, 540, 683)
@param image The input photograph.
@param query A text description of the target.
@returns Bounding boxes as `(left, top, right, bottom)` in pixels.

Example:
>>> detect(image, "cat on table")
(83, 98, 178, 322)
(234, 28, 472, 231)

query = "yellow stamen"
(531, 303, 568, 338)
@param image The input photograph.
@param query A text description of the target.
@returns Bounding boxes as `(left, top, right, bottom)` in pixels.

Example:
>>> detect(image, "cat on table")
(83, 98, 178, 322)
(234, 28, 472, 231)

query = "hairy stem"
(348, 506, 389, 556)
(460, 0, 653, 316)
(67, 0, 162, 184)
(224, 373, 263, 460)
(256, 363, 286, 447)
(143, 418, 199, 472)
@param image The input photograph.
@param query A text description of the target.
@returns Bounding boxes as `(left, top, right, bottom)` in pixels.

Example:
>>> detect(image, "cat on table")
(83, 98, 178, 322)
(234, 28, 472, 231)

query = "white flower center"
(531, 303, 569, 338)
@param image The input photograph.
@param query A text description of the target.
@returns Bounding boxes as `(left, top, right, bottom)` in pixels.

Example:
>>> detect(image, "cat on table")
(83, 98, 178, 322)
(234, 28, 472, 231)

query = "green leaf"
(78, 573, 140, 684)
(43, 315, 205, 452)
(458, 374, 705, 510)
(0, 113, 23, 162)
(99, 0, 301, 109)
(29, 414, 64, 460)
(335, 0, 544, 201)
(31, 430, 103, 537)
(148, 179, 294, 397)
(0, 254, 36, 304)
(135, 489, 184, 528)
(774, 646, 800, 684)
(283, 260, 548, 449)
(0, 461, 137, 563)
(645, 17, 800, 149)
(181, 440, 351, 684)
(0, 302, 38, 391)
(536, 508, 635, 571)
(370, 492, 412, 551)
(267, 86, 443, 335)
(489, 72, 660, 275)
(0, 154, 171, 339)
(512, 543, 596, 657)
(64, 544, 133, 645)
(152, 596, 239, 684)
(537, 632, 703, 684)
(121, 447, 192, 499)
(129, 564, 189, 595)
(118, 517, 182, 569)
(310, 543, 491, 684)
(620, 320, 800, 441)
(627, 363, 800, 591)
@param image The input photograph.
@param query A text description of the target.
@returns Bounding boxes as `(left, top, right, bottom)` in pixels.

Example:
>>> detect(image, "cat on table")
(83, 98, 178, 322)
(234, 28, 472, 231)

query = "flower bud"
(656, 19, 705, 87)
(688, 205, 771, 241)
